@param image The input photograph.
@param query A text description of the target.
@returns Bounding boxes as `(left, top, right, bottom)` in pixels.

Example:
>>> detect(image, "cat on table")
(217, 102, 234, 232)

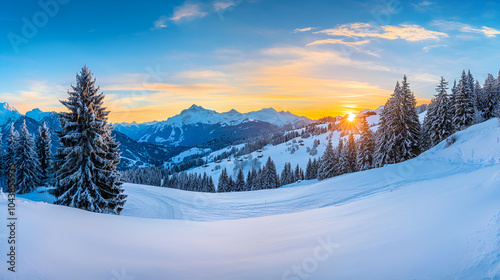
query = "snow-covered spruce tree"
(54, 66, 126, 214)
(452, 71, 476, 130)
(481, 73, 500, 120)
(0, 133, 5, 191)
(280, 162, 294, 186)
(207, 176, 216, 193)
(246, 169, 256, 191)
(467, 70, 476, 102)
(305, 158, 315, 180)
(0, 132, 5, 187)
(374, 83, 398, 167)
(294, 164, 304, 181)
(421, 97, 435, 151)
(475, 80, 484, 118)
(424, 77, 454, 146)
(235, 169, 246, 192)
(318, 139, 337, 180)
(218, 168, 230, 192)
(375, 76, 421, 165)
(450, 80, 457, 106)
(312, 158, 320, 178)
(338, 139, 347, 174)
(345, 133, 357, 173)
(261, 157, 279, 189)
(36, 122, 53, 185)
(356, 117, 375, 171)
(15, 120, 41, 194)
(5, 123, 19, 187)
(396, 75, 422, 161)
(374, 81, 401, 167)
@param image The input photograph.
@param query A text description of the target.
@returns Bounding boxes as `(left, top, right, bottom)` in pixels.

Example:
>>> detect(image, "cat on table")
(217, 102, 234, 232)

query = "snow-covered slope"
(3, 119, 500, 280)
(178, 124, 331, 185)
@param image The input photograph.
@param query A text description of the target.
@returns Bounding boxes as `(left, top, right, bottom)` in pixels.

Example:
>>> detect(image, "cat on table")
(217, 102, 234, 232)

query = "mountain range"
(114, 104, 313, 146)
(0, 103, 314, 169)
(0, 103, 184, 170)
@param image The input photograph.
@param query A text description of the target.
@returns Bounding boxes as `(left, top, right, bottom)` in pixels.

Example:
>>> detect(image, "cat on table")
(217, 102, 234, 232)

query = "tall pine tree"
(280, 162, 294, 186)
(356, 117, 375, 170)
(36, 122, 53, 185)
(15, 120, 41, 194)
(261, 157, 279, 189)
(318, 139, 337, 180)
(424, 77, 453, 146)
(481, 73, 500, 120)
(54, 66, 126, 214)
(0, 133, 4, 191)
(5, 123, 19, 187)
(375, 76, 421, 165)
(452, 70, 476, 130)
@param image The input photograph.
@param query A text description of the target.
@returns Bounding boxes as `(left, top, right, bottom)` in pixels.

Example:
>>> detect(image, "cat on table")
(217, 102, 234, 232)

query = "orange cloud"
(103, 46, 395, 123)
(316, 23, 448, 42)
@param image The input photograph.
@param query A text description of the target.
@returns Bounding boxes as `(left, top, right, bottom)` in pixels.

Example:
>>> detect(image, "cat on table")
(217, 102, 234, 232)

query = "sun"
(347, 113, 356, 122)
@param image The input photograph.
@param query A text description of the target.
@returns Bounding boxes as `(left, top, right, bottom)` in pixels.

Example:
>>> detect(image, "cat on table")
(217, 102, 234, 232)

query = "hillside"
(2, 118, 499, 279)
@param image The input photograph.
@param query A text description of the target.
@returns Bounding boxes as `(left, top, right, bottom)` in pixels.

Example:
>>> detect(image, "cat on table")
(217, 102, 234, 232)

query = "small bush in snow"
(445, 135, 457, 148)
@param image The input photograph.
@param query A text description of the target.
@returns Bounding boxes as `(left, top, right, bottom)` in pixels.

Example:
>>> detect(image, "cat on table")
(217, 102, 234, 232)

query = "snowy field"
(1, 119, 500, 279)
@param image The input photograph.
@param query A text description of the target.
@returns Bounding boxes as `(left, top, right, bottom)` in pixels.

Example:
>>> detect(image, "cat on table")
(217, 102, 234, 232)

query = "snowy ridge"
(113, 105, 308, 146)
(150, 104, 313, 128)
(25, 108, 52, 122)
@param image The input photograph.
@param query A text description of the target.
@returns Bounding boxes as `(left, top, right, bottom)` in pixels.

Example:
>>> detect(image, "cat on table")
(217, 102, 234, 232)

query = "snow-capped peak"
(26, 108, 52, 122)
(0, 102, 17, 112)
(156, 105, 312, 128)
(0, 102, 21, 126)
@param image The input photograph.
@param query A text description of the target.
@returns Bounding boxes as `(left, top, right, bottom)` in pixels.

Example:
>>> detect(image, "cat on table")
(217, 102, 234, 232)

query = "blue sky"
(2, 0, 500, 122)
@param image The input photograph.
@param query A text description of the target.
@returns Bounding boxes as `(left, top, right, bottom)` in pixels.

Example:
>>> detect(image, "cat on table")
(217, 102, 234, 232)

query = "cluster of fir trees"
(121, 166, 216, 192)
(423, 70, 500, 148)
(304, 116, 375, 181)
(1, 121, 53, 193)
(163, 172, 216, 192)
(217, 157, 305, 192)
(312, 71, 500, 181)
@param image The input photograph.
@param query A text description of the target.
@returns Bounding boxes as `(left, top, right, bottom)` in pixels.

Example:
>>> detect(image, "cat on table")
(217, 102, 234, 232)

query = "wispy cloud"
(431, 20, 500, 38)
(294, 27, 316, 33)
(152, 15, 168, 30)
(462, 26, 500, 38)
(1, 80, 66, 113)
(171, 3, 208, 22)
(306, 38, 379, 57)
(422, 44, 447, 52)
(153, 1, 243, 29)
(412, 0, 435, 11)
(315, 23, 448, 42)
(213, 1, 237, 11)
